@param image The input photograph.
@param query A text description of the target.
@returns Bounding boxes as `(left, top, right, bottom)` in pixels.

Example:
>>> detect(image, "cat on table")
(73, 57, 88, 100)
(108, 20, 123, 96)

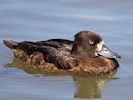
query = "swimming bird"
(3, 30, 121, 75)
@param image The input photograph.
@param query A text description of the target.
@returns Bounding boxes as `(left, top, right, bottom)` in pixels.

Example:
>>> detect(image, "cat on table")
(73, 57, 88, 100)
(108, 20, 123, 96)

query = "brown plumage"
(3, 30, 120, 75)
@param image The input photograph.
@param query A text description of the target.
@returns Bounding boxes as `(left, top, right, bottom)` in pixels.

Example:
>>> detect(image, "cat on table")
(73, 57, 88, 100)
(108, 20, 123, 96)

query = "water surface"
(0, 0, 133, 100)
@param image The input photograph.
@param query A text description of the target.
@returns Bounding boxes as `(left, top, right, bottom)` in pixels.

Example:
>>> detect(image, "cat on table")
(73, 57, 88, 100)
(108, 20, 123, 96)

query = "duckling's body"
(3, 30, 120, 75)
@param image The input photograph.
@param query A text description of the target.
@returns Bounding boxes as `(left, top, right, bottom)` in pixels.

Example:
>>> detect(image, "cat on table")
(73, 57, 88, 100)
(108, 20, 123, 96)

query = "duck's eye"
(89, 40, 95, 45)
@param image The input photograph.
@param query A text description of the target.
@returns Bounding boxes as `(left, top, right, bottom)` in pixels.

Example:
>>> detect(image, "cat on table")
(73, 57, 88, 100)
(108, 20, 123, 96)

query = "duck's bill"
(97, 45, 121, 59)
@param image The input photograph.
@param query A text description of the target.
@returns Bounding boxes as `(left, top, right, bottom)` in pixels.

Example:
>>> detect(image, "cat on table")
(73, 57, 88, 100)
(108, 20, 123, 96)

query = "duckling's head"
(71, 30, 121, 59)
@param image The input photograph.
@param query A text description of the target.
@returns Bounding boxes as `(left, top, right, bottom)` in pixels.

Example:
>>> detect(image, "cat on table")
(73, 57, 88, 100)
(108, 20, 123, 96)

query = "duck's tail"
(3, 39, 18, 49)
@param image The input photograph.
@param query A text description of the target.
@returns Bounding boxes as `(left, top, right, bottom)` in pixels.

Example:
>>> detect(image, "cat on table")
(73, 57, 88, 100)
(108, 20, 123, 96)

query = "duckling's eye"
(89, 40, 95, 45)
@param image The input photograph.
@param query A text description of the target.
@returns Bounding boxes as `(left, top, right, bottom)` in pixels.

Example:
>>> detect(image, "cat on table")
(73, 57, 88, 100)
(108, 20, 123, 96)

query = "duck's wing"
(3, 38, 73, 51)
(3, 39, 78, 69)
(3, 39, 38, 56)
(47, 39, 73, 45)
(36, 39, 73, 51)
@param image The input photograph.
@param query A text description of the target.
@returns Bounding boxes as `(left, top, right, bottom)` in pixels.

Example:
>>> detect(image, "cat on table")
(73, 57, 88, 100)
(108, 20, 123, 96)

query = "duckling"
(3, 30, 121, 75)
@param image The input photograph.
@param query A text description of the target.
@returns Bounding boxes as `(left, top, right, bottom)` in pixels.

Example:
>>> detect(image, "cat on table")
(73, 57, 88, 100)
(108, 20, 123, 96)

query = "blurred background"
(0, 0, 133, 100)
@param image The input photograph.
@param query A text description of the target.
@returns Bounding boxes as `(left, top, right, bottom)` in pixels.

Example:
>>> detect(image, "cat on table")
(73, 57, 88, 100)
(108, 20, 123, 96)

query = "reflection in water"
(5, 58, 117, 99)
(73, 73, 116, 99)
(73, 76, 103, 98)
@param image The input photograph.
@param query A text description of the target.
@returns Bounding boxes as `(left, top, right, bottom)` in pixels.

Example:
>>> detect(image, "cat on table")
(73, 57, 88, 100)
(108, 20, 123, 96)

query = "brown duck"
(3, 30, 121, 75)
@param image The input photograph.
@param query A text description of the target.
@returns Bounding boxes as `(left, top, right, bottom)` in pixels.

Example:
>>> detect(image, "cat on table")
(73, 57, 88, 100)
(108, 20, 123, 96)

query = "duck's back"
(3, 39, 79, 70)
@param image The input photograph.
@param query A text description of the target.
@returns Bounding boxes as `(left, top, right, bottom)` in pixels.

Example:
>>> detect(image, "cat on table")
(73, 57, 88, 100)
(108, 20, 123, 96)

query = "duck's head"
(71, 30, 121, 59)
